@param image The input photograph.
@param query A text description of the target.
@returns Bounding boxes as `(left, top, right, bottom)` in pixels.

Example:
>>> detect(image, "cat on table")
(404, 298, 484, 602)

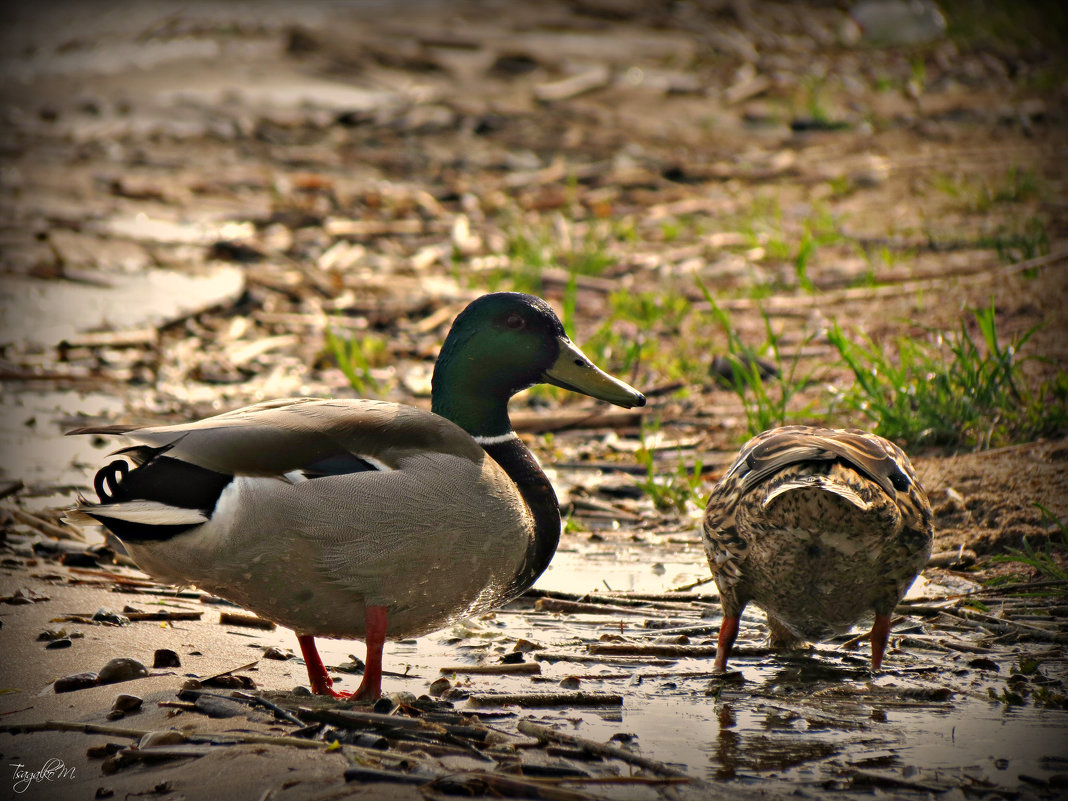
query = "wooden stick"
(899, 579, 1068, 602)
(62, 328, 158, 348)
(125, 611, 203, 622)
(533, 652, 679, 667)
(637, 624, 721, 636)
(6, 506, 85, 542)
(949, 608, 1068, 643)
(667, 575, 717, 593)
(0, 720, 326, 749)
(64, 567, 159, 586)
(517, 719, 694, 781)
(439, 663, 541, 675)
(937, 639, 994, 654)
(535, 599, 651, 617)
(467, 692, 623, 708)
(524, 587, 717, 607)
(298, 707, 440, 731)
(587, 643, 718, 657)
(510, 408, 644, 434)
(219, 612, 276, 630)
(200, 660, 260, 682)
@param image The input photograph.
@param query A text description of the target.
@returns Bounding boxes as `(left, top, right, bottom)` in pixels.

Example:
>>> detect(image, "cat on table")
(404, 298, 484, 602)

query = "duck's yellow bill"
(543, 337, 646, 409)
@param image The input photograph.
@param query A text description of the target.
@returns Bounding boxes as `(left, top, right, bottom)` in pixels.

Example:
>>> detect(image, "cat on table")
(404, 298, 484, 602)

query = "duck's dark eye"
(505, 313, 525, 329)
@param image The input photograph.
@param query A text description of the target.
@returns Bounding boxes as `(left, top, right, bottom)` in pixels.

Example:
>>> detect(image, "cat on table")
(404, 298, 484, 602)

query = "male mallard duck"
(67, 292, 645, 699)
(702, 426, 932, 672)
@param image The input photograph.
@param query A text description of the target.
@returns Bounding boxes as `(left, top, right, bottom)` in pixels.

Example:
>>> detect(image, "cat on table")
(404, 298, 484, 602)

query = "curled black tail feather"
(82, 452, 233, 542)
(94, 460, 130, 503)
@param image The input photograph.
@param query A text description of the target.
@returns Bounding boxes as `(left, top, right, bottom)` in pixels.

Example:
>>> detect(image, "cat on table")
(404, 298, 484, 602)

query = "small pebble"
(45, 638, 73, 649)
(139, 731, 186, 748)
(499, 651, 525, 664)
(181, 678, 203, 690)
(38, 629, 68, 641)
(92, 609, 130, 626)
(291, 685, 312, 697)
(969, 658, 1000, 672)
(193, 695, 245, 719)
(201, 674, 254, 689)
(55, 672, 100, 693)
(262, 646, 291, 660)
(98, 657, 149, 685)
(428, 677, 451, 697)
(86, 743, 124, 759)
(559, 676, 581, 689)
(153, 649, 181, 668)
(112, 694, 143, 714)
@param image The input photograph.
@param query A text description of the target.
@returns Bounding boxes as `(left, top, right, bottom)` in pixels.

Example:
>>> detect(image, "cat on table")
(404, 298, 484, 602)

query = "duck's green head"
(432, 292, 645, 437)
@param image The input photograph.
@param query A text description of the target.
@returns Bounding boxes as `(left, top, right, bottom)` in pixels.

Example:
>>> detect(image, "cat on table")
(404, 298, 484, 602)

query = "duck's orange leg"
(352, 605, 388, 701)
(297, 634, 350, 698)
(870, 612, 893, 671)
(714, 615, 741, 672)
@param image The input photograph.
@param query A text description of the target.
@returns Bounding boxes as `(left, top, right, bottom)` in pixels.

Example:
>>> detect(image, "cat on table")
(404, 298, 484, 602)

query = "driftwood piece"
(6, 506, 86, 542)
(532, 651, 679, 667)
(467, 692, 623, 708)
(587, 643, 718, 657)
(124, 610, 203, 622)
(518, 719, 694, 780)
(219, 612, 276, 629)
(524, 587, 717, 607)
(533, 65, 611, 102)
(535, 598, 651, 616)
(439, 663, 542, 675)
(510, 408, 644, 434)
(0, 720, 326, 749)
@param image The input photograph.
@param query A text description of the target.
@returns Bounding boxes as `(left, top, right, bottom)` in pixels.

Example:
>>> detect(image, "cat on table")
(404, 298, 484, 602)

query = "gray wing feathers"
(73, 399, 484, 476)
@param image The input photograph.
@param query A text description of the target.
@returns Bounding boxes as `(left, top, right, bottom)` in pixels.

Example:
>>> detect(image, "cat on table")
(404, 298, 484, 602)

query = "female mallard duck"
(702, 426, 932, 672)
(67, 292, 645, 699)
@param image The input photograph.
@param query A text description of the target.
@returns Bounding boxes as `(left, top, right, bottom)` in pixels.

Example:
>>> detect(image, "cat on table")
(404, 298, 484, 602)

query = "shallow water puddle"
(0, 391, 125, 506)
(1, 262, 243, 348)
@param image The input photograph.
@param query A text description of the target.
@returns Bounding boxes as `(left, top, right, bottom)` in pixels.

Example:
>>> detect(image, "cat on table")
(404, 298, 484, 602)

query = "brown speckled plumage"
(702, 426, 933, 671)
